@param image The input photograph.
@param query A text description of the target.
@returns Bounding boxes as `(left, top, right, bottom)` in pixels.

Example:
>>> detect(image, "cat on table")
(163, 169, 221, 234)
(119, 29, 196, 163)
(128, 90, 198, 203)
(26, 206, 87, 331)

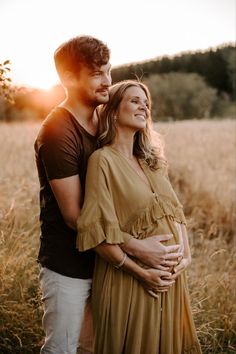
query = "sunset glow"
(0, 0, 235, 90)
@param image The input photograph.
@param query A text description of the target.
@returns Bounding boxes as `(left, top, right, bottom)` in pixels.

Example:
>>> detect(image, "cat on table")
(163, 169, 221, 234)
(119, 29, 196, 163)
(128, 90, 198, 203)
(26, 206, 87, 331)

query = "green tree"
(222, 47, 236, 100)
(144, 73, 217, 120)
(0, 60, 14, 104)
(112, 44, 236, 99)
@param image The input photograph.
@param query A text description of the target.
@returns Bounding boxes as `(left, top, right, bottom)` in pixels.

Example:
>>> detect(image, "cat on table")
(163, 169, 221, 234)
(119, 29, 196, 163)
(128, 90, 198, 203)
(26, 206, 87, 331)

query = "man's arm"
(121, 234, 183, 269)
(49, 174, 82, 230)
(95, 242, 175, 296)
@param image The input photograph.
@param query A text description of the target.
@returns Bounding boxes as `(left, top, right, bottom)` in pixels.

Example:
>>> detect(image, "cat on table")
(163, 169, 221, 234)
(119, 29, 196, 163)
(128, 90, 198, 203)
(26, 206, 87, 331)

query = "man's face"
(74, 62, 112, 107)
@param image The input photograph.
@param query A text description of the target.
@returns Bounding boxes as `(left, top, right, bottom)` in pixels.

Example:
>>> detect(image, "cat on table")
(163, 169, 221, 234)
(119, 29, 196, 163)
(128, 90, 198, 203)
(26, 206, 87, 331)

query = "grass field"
(0, 119, 235, 353)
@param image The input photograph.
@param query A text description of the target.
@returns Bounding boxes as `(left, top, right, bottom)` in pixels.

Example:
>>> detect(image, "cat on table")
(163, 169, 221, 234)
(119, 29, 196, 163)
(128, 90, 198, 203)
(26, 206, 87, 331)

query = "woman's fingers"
(154, 264, 168, 271)
(147, 287, 169, 298)
(143, 266, 180, 294)
(160, 259, 179, 268)
(171, 258, 190, 279)
(147, 290, 159, 298)
(145, 256, 191, 296)
(158, 269, 172, 278)
(147, 282, 175, 298)
(159, 278, 175, 287)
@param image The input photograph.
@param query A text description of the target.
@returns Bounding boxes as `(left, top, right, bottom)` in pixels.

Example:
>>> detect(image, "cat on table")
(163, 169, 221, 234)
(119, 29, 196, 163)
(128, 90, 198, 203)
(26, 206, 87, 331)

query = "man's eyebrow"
(89, 68, 101, 74)
(91, 64, 111, 73)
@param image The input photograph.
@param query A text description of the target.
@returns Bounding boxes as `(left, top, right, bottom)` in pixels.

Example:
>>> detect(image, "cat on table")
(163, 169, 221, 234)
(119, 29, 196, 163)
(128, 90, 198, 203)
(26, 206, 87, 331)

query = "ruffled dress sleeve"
(77, 150, 133, 251)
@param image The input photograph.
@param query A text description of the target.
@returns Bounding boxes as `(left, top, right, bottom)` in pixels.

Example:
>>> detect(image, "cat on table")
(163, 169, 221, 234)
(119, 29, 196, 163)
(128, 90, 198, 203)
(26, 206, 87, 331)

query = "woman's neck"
(111, 132, 135, 160)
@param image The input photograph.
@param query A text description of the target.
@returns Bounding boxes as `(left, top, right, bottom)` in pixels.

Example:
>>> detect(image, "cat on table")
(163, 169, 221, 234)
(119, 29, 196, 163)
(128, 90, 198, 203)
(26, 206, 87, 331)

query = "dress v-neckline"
(108, 146, 155, 194)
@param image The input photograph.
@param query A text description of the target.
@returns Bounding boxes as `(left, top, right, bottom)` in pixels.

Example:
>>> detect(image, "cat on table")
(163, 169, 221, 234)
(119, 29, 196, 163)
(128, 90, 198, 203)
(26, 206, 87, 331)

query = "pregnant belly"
(138, 216, 184, 247)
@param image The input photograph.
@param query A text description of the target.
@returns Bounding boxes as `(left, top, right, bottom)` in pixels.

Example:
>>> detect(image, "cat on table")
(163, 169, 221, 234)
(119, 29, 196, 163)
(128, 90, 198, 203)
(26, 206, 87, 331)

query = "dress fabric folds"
(77, 146, 202, 354)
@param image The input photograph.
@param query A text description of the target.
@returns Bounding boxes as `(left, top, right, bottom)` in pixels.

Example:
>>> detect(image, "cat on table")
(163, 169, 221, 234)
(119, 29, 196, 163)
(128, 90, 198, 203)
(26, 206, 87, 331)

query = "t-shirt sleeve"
(77, 151, 132, 251)
(38, 122, 81, 180)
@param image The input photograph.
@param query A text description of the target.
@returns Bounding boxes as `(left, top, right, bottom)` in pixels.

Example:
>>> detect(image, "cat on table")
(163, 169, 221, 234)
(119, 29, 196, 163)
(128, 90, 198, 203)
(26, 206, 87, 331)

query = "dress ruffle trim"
(77, 198, 186, 251)
(77, 222, 129, 251)
(123, 196, 187, 238)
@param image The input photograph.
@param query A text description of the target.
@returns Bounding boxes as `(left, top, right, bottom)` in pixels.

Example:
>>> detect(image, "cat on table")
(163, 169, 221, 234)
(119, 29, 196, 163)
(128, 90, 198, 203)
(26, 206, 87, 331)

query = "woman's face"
(116, 86, 150, 132)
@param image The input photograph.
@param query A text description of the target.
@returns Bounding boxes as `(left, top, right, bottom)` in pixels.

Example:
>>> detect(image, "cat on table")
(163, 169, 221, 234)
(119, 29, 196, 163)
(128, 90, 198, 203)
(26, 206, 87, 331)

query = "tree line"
(0, 44, 235, 122)
(112, 44, 235, 98)
(111, 44, 236, 120)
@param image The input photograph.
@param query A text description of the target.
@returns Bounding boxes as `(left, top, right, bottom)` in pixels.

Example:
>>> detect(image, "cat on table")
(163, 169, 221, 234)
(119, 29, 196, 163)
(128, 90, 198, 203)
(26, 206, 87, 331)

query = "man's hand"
(121, 234, 182, 269)
(95, 243, 175, 299)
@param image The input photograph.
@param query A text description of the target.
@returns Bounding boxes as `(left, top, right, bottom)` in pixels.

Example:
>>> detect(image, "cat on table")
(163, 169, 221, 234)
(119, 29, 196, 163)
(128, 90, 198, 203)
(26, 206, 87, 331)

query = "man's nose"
(102, 73, 112, 86)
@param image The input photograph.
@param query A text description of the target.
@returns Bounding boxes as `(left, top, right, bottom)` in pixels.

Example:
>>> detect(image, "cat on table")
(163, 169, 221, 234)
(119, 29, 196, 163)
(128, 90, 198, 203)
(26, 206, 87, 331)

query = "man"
(34, 35, 181, 354)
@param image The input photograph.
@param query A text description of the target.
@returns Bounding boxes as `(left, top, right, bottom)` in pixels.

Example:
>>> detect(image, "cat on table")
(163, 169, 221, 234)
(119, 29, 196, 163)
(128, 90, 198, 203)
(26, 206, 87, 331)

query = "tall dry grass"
(0, 123, 42, 353)
(0, 120, 235, 353)
(156, 119, 236, 353)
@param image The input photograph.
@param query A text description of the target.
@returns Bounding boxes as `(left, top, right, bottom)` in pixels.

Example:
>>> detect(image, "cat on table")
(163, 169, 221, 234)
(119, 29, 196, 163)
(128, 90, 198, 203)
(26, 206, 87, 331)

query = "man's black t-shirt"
(34, 107, 97, 278)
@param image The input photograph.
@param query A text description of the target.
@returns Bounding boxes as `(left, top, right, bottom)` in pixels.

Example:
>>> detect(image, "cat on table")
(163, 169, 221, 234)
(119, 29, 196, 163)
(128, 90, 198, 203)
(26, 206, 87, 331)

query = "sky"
(0, 0, 235, 89)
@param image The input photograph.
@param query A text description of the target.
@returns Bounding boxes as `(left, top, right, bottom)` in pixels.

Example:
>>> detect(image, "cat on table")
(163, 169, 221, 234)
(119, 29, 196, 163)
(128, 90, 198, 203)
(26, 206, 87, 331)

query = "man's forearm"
(120, 237, 142, 258)
(95, 243, 147, 282)
(121, 234, 181, 268)
(65, 209, 81, 231)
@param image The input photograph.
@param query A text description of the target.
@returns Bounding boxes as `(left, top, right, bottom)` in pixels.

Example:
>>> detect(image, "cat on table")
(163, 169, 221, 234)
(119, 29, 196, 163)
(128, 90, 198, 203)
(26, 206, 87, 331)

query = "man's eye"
(93, 72, 101, 76)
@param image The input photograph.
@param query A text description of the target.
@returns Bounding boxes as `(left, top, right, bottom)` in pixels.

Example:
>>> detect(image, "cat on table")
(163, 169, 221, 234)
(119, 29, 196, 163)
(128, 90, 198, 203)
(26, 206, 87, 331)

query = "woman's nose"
(139, 103, 148, 112)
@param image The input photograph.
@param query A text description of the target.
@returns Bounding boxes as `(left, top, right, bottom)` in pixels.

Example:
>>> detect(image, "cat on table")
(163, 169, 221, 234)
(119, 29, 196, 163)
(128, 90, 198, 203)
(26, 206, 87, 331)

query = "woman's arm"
(95, 242, 175, 297)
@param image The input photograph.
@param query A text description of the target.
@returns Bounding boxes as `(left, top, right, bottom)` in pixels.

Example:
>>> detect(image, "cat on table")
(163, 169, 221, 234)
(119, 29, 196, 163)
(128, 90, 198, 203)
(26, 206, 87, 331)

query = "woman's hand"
(95, 243, 174, 299)
(140, 268, 175, 298)
(168, 222, 191, 280)
(171, 255, 191, 280)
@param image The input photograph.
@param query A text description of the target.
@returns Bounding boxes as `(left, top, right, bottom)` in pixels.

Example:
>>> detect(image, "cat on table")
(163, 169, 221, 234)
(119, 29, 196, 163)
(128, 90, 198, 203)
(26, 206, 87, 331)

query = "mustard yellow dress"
(77, 146, 201, 354)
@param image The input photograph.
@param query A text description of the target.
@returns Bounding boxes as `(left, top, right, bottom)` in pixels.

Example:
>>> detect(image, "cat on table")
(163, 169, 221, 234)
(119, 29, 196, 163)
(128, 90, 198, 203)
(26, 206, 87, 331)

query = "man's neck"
(60, 97, 98, 136)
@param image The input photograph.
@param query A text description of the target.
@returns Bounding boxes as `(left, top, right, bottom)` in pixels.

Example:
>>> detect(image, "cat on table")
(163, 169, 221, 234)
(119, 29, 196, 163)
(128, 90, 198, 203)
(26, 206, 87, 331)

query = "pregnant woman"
(77, 80, 202, 354)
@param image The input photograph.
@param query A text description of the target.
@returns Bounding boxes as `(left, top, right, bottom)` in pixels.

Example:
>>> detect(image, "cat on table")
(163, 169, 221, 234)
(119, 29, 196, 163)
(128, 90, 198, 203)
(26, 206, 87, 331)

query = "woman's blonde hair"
(98, 80, 165, 169)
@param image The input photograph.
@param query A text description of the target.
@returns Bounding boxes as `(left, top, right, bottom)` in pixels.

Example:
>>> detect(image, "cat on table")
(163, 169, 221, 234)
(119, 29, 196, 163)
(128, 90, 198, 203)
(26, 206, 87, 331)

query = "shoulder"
(88, 146, 116, 170)
(88, 147, 109, 164)
(35, 108, 79, 150)
(40, 107, 73, 136)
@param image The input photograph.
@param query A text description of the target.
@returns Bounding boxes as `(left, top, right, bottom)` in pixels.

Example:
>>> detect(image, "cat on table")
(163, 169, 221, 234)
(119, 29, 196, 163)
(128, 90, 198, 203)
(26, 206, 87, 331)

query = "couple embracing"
(34, 35, 201, 354)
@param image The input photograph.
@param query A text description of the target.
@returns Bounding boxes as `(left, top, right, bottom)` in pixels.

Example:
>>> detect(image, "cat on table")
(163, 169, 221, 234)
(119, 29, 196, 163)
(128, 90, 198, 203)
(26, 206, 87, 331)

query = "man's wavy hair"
(54, 35, 110, 79)
(98, 80, 165, 170)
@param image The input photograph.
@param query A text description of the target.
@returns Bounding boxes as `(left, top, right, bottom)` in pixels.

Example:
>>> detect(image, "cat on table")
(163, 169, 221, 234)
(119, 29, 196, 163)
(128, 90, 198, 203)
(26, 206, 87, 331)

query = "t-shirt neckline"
(57, 106, 97, 139)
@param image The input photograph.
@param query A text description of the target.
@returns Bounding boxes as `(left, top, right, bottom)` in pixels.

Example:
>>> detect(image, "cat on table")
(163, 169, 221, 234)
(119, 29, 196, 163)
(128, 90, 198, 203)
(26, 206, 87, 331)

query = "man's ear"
(62, 70, 77, 87)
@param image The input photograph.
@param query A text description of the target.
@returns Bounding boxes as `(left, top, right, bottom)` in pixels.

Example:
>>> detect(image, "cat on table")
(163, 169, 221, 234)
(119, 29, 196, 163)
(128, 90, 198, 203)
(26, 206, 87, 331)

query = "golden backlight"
(0, 0, 235, 90)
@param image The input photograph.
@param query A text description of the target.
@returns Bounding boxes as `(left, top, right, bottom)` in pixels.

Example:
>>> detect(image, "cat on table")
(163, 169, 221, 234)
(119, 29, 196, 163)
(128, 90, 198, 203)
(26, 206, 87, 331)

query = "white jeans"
(39, 267, 92, 354)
